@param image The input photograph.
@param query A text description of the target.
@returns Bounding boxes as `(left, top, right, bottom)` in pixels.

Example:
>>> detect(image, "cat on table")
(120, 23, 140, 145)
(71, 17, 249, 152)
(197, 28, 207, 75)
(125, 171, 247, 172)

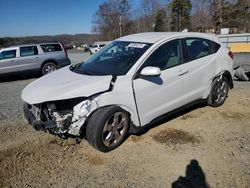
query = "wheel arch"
(79, 104, 136, 136)
(222, 71, 234, 89)
(213, 70, 234, 89)
(41, 59, 58, 70)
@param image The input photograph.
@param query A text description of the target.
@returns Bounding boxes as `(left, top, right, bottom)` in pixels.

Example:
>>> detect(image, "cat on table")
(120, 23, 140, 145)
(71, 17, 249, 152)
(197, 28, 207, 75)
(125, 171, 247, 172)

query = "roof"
(116, 32, 219, 44)
(12, 42, 61, 48)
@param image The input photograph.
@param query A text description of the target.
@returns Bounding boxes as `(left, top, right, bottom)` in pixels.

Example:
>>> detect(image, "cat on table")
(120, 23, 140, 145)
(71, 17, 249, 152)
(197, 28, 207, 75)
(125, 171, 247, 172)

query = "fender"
(214, 70, 234, 89)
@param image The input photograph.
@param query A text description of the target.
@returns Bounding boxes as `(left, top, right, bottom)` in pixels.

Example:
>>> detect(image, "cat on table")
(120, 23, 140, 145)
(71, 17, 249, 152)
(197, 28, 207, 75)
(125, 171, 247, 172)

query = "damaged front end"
(23, 97, 98, 138)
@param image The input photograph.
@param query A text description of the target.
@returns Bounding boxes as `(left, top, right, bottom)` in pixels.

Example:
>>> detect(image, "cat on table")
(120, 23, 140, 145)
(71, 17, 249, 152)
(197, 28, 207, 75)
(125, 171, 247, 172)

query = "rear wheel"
(41, 62, 57, 75)
(207, 77, 229, 107)
(86, 106, 130, 152)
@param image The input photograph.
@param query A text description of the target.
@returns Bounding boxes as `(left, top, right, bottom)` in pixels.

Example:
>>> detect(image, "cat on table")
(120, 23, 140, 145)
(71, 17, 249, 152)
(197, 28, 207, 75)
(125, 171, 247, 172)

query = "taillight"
(62, 44, 68, 58)
(228, 51, 234, 60)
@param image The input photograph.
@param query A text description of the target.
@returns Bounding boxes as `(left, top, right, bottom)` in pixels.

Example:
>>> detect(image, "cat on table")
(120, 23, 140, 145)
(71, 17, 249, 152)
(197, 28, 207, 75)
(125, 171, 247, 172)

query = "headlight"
(79, 100, 92, 116)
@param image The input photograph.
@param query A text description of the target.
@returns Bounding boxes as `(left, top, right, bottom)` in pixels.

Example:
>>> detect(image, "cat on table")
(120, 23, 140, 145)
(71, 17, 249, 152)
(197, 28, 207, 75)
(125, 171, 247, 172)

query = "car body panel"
(134, 63, 195, 125)
(0, 47, 19, 74)
(21, 66, 113, 104)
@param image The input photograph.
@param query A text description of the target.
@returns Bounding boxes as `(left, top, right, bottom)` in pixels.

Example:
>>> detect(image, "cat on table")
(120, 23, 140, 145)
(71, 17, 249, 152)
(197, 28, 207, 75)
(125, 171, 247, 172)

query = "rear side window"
(40, 44, 62, 53)
(20, 46, 38, 57)
(211, 41, 221, 54)
(0, 50, 16, 59)
(185, 38, 221, 61)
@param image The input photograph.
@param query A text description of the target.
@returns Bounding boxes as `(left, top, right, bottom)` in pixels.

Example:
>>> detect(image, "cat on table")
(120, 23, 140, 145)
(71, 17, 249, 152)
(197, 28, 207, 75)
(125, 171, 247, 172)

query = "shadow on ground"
(0, 73, 40, 83)
(172, 159, 209, 188)
(134, 101, 206, 136)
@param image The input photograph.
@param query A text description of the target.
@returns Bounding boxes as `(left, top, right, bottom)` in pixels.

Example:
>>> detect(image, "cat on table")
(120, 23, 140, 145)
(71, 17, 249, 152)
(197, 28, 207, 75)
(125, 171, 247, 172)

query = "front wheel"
(86, 106, 130, 152)
(207, 77, 229, 107)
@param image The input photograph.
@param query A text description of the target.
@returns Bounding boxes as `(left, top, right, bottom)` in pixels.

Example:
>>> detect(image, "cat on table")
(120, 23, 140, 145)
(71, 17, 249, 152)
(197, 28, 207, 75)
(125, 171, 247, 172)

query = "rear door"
(18, 46, 40, 72)
(39, 43, 64, 61)
(0, 49, 18, 74)
(182, 37, 219, 98)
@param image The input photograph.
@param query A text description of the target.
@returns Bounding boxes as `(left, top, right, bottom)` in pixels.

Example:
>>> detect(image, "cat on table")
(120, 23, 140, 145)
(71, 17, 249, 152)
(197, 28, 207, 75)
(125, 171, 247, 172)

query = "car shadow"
(172, 159, 210, 188)
(0, 73, 40, 83)
(134, 101, 207, 136)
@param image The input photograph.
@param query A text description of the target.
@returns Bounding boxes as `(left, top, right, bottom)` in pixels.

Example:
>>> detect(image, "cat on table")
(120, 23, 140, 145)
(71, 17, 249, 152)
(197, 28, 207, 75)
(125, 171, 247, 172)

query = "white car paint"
(22, 66, 112, 104)
(21, 32, 233, 137)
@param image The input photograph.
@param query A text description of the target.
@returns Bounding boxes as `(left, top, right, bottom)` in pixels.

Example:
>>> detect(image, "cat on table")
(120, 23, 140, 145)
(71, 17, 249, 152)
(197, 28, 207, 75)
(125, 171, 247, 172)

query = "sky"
(0, 0, 139, 37)
(0, 0, 172, 38)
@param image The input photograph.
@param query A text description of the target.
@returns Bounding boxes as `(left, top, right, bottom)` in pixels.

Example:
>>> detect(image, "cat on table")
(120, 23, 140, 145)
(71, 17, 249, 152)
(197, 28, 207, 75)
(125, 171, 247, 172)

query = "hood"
(21, 66, 113, 104)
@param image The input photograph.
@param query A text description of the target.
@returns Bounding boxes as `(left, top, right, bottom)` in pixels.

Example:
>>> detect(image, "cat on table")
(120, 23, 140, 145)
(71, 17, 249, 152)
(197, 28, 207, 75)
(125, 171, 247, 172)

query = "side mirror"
(140, 66, 161, 77)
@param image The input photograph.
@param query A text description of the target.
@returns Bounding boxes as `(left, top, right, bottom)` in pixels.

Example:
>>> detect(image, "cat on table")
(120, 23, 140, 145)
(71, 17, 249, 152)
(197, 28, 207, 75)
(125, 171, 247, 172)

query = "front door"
(133, 39, 194, 126)
(0, 49, 18, 74)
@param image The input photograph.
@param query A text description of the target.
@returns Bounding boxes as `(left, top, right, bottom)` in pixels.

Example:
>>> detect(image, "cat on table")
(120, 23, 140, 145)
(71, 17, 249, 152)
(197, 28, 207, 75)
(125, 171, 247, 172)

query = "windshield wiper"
(80, 68, 93, 75)
(69, 63, 81, 71)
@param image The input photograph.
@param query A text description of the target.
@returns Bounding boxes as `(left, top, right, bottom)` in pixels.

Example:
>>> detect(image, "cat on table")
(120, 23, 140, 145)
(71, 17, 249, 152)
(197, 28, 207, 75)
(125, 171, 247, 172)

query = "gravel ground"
(0, 51, 249, 187)
(234, 53, 250, 72)
(67, 49, 90, 65)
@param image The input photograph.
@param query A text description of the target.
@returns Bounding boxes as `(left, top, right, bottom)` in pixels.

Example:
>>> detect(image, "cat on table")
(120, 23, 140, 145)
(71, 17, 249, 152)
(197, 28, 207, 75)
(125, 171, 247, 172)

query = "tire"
(86, 106, 130, 152)
(41, 62, 58, 75)
(207, 77, 229, 107)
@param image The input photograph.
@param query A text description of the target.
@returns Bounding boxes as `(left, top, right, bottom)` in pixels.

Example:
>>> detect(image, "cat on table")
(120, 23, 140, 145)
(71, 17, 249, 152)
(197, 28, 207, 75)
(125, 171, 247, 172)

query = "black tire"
(41, 62, 58, 75)
(86, 106, 130, 152)
(207, 77, 229, 107)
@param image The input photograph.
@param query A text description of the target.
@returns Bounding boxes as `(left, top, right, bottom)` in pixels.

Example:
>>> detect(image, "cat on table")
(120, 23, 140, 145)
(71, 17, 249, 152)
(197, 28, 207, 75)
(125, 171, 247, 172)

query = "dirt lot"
(0, 52, 249, 188)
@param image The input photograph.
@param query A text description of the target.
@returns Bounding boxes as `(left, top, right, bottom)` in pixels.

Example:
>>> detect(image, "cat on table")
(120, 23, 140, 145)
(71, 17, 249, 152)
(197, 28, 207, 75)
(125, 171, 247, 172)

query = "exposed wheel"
(86, 106, 130, 152)
(207, 77, 229, 107)
(41, 62, 57, 75)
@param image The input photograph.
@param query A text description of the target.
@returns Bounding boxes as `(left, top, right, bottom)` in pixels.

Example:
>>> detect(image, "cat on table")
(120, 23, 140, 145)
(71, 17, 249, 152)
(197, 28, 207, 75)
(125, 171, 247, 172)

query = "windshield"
(72, 41, 152, 76)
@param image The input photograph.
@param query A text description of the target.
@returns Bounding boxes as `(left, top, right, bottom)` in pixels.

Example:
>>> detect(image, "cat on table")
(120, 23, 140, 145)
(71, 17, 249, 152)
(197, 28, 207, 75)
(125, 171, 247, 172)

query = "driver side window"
(142, 39, 182, 70)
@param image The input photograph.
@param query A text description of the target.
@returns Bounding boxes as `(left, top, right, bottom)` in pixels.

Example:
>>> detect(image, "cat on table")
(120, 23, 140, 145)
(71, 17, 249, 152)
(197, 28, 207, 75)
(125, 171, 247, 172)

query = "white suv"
(22, 32, 234, 152)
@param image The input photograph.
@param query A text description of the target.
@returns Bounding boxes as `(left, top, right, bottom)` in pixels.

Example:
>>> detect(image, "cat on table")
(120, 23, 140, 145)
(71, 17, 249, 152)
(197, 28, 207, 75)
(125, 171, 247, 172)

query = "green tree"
(191, 0, 213, 32)
(169, 0, 192, 31)
(222, 0, 250, 33)
(92, 0, 131, 40)
(154, 9, 165, 31)
(119, 0, 129, 37)
(213, 0, 223, 34)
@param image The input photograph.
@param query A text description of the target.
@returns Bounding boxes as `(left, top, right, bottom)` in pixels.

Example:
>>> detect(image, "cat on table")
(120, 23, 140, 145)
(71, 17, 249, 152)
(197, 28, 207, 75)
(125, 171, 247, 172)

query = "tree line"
(92, 0, 250, 40)
(0, 34, 100, 48)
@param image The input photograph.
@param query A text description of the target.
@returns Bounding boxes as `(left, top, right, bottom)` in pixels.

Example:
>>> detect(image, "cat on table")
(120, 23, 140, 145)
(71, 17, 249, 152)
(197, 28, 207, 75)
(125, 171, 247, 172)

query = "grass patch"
(129, 135, 143, 142)
(152, 128, 201, 145)
(85, 153, 104, 166)
(181, 114, 197, 120)
(0, 150, 14, 163)
(220, 112, 245, 120)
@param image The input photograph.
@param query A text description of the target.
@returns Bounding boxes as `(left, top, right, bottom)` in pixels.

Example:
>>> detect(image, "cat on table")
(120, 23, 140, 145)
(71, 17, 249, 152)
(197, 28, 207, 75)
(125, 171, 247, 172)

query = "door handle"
(178, 69, 188, 76)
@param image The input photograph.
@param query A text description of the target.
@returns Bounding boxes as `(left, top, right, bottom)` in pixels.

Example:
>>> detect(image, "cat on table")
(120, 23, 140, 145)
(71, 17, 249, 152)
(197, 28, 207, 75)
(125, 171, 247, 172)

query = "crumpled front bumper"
(23, 103, 57, 131)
